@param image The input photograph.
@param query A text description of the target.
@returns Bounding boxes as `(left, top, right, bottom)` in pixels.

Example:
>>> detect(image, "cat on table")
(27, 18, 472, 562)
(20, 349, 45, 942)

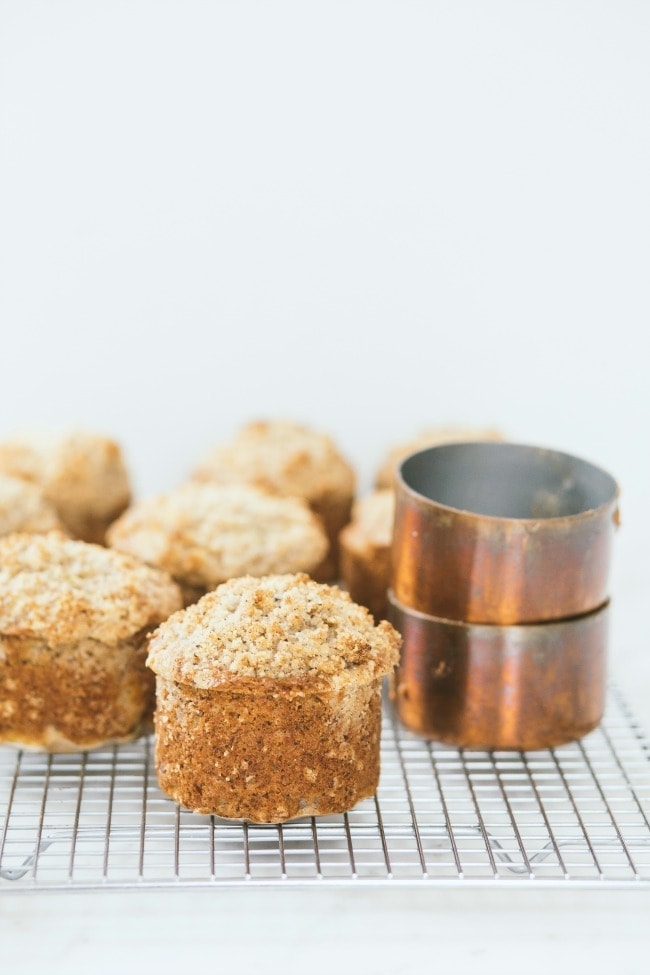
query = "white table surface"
(2, 887, 650, 975)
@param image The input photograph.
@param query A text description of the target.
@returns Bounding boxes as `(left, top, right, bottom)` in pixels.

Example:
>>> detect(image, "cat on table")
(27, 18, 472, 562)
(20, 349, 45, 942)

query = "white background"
(1, 2, 649, 971)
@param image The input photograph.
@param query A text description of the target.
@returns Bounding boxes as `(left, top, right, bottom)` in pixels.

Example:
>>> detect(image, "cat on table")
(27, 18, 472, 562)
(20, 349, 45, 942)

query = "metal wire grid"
(1, 687, 649, 889)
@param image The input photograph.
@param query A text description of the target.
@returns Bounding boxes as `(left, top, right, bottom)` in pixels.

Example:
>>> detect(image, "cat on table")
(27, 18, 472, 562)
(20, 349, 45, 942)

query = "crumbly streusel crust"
(0, 430, 131, 542)
(0, 473, 63, 537)
(147, 573, 401, 822)
(0, 533, 182, 752)
(375, 426, 504, 489)
(0, 532, 182, 645)
(147, 573, 400, 688)
(191, 420, 355, 580)
(107, 484, 328, 594)
(339, 489, 395, 621)
(192, 420, 355, 502)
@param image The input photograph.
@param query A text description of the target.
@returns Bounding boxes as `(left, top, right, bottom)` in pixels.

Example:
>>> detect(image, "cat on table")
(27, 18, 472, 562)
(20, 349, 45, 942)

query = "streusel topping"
(147, 573, 400, 688)
(108, 483, 328, 588)
(0, 430, 131, 533)
(0, 532, 182, 645)
(0, 474, 63, 537)
(192, 420, 355, 502)
(346, 489, 395, 547)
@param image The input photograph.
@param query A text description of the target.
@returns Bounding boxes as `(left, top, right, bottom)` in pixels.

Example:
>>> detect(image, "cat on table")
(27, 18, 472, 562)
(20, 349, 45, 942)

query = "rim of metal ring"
(388, 589, 611, 631)
(398, 441, 619, 525)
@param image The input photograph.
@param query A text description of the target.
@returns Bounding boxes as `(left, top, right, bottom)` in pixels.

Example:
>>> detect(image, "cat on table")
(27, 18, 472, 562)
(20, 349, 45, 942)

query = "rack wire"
(1, 687, 649, 889)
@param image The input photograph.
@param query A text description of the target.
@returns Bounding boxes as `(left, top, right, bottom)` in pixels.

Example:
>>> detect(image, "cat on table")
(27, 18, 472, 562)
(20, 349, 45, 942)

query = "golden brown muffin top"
(191, 420, 355, 504)
(0, 532, 182, 645)
(0, 430, 131, 532)
(147, 572, 400, 689)
(0, 474, 64, 537)
(375, 426, 504, 489)
(107, 483, 328, 589)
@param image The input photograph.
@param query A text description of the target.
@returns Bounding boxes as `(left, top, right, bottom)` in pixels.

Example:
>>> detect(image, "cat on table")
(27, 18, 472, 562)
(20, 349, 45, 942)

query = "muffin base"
(154, 676, 383, 822)
(178, 582, 209, 608)
(59, 510, 125, 545)
(340, 535, 391, 621)
(0, 632, 155, 752)
(309, 492, 354, 582)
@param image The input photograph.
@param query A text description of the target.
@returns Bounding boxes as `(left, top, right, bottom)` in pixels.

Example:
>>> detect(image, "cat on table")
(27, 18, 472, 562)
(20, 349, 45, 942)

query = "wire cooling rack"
(1, 687, 649, 890)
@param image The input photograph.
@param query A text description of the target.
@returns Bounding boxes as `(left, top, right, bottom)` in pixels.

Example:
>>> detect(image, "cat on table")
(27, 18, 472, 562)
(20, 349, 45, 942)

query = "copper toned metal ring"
(392, 441, 619, 624)
(388, 590, 608, 751)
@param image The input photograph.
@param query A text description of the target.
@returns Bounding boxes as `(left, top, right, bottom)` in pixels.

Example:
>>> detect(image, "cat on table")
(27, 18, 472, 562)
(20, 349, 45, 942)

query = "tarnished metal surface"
(392, 442, 619, 624)
(389, 592, 608, 750)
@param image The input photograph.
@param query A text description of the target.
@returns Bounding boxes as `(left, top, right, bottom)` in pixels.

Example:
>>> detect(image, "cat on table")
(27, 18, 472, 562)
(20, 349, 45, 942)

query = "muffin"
(339, 489, 395, 621)
(147, 573, 401, 822)
(107, 483, 329, 605)
(375, 426, 504, 489)
(191, 420, 355, 581)
(0, 473, 64, 537)
(0, 532, 182, 752)
(0, 430, 131, 542)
